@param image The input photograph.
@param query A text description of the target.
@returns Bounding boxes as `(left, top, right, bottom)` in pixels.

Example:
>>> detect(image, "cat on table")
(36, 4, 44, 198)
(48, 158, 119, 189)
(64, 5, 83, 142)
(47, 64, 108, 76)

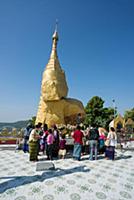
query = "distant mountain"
(0, 120, 29, 131)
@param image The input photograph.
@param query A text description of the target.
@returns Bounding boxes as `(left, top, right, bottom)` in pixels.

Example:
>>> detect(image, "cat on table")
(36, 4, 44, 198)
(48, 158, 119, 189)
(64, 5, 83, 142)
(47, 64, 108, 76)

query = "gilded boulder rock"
(36, 29, 85, 127)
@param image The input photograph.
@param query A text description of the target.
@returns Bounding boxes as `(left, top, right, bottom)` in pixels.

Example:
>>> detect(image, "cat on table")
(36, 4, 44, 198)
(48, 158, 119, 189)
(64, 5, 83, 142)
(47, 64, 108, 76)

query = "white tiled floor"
(0, 146, 134, 200)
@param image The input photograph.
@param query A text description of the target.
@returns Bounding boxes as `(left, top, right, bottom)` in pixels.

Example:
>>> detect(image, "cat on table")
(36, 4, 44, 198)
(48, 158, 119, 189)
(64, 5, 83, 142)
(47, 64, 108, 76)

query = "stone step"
(36, 161, 55, 171)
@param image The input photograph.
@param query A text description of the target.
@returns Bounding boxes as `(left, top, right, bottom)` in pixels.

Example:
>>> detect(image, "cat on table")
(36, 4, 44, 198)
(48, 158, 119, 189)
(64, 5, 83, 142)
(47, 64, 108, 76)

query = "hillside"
(0, 120, 29, 131)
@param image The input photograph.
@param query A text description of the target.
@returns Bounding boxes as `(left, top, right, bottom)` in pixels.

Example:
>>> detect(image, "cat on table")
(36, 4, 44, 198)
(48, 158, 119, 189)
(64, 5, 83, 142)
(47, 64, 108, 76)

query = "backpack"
(89, 128, 99, 140)
(24, 127, 32, 140)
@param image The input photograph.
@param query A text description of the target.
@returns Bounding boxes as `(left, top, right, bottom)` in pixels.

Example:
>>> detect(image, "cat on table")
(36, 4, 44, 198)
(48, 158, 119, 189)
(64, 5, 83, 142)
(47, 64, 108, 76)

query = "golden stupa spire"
(41, 21, 68, 101)
(50, 20, 59, 60)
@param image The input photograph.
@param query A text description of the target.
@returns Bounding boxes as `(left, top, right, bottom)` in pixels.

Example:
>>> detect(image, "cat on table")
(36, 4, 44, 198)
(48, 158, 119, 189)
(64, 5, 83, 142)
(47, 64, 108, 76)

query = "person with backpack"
(23, 124, 33, 153)
(88, 125, 99, 160)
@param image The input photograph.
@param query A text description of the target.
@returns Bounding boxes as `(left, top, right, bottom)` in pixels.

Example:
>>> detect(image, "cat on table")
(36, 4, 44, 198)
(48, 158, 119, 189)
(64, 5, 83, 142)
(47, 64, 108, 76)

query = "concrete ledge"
(36, 161, 55, 171)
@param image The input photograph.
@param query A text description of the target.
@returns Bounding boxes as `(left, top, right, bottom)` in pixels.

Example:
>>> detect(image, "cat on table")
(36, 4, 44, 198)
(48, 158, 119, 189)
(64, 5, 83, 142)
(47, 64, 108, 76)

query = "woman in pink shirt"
(99, 130, 106, 154)
(46, 129, 54, 160)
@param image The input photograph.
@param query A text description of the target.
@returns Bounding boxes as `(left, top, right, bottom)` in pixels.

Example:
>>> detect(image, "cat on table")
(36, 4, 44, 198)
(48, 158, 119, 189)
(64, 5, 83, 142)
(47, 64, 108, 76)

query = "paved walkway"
(0, 146, 134, 200)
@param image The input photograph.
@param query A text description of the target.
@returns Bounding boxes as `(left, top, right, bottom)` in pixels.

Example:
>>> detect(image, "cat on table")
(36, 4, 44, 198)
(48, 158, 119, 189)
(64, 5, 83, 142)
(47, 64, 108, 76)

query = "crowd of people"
(72, 125, 117, 161)
(17, 122, 117, 162)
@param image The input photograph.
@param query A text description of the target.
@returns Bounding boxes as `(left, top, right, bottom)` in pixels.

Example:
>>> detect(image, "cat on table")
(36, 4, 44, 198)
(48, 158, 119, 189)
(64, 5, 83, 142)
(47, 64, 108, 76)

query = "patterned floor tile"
(0, 147, 134, 200)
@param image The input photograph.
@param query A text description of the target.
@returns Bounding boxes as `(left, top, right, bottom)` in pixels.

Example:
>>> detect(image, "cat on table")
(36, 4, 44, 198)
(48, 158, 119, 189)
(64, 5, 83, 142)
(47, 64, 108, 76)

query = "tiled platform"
(0, 146, 134, 200)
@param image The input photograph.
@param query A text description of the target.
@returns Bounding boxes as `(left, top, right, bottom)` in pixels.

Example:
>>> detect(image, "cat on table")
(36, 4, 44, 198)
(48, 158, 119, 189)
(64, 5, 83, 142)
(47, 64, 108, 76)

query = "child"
(58, 134, 66, 159)
(15, 138, 23, 152)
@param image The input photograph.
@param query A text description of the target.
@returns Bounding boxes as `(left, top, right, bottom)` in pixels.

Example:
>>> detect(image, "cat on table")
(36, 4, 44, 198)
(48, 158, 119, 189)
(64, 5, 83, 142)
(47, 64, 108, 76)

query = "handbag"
(105, 139, 110, 147)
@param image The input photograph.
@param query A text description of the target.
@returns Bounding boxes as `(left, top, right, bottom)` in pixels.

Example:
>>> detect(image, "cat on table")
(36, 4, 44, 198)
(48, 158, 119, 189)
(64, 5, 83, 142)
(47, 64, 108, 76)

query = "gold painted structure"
(109, 114, 134, 130)
(36, 29, 85, 127)
(114, 114, 125, 129)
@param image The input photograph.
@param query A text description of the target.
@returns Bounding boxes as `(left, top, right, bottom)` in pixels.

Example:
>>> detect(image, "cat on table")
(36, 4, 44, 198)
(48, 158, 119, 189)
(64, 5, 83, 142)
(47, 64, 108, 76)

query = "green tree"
(101, 107, 115, 130)
(84, 96, 114, 130)
(124, 108, 134, 121)
(84, 96, 104, 126)
(28, 116, 36, 126)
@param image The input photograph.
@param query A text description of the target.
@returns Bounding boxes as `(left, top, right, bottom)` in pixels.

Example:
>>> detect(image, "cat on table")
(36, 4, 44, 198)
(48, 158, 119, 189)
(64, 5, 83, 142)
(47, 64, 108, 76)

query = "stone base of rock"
(36, 161, 55, 171)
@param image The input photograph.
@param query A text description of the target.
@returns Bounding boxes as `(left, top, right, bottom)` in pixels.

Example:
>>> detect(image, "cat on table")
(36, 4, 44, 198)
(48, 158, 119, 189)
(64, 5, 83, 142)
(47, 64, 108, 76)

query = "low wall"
(0, 137, 17, 144)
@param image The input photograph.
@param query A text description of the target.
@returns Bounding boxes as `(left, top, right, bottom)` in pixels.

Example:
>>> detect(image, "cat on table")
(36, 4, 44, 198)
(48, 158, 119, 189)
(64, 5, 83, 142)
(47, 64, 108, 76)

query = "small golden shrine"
(109, 114, 134, 131)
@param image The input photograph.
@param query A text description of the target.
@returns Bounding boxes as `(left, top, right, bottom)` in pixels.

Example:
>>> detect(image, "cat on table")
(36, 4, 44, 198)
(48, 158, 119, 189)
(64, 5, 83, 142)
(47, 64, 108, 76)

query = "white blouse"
(107, 131, 117, 146)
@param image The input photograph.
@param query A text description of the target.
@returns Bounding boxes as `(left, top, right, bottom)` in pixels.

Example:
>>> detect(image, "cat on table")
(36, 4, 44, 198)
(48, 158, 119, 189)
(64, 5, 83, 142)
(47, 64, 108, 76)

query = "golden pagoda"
(36, 27, 85, 127)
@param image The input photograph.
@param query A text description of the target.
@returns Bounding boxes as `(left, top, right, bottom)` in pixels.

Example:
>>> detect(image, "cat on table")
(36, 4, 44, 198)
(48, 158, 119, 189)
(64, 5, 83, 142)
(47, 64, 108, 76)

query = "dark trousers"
(105, 146, 115, 160)
(46, 144, 53, 160)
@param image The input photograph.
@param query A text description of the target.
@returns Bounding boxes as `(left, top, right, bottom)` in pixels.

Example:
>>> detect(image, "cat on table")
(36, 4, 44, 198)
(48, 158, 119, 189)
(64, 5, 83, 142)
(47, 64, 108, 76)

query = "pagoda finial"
(52, 19, 59, 41)
(55, 19, 58, 32)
